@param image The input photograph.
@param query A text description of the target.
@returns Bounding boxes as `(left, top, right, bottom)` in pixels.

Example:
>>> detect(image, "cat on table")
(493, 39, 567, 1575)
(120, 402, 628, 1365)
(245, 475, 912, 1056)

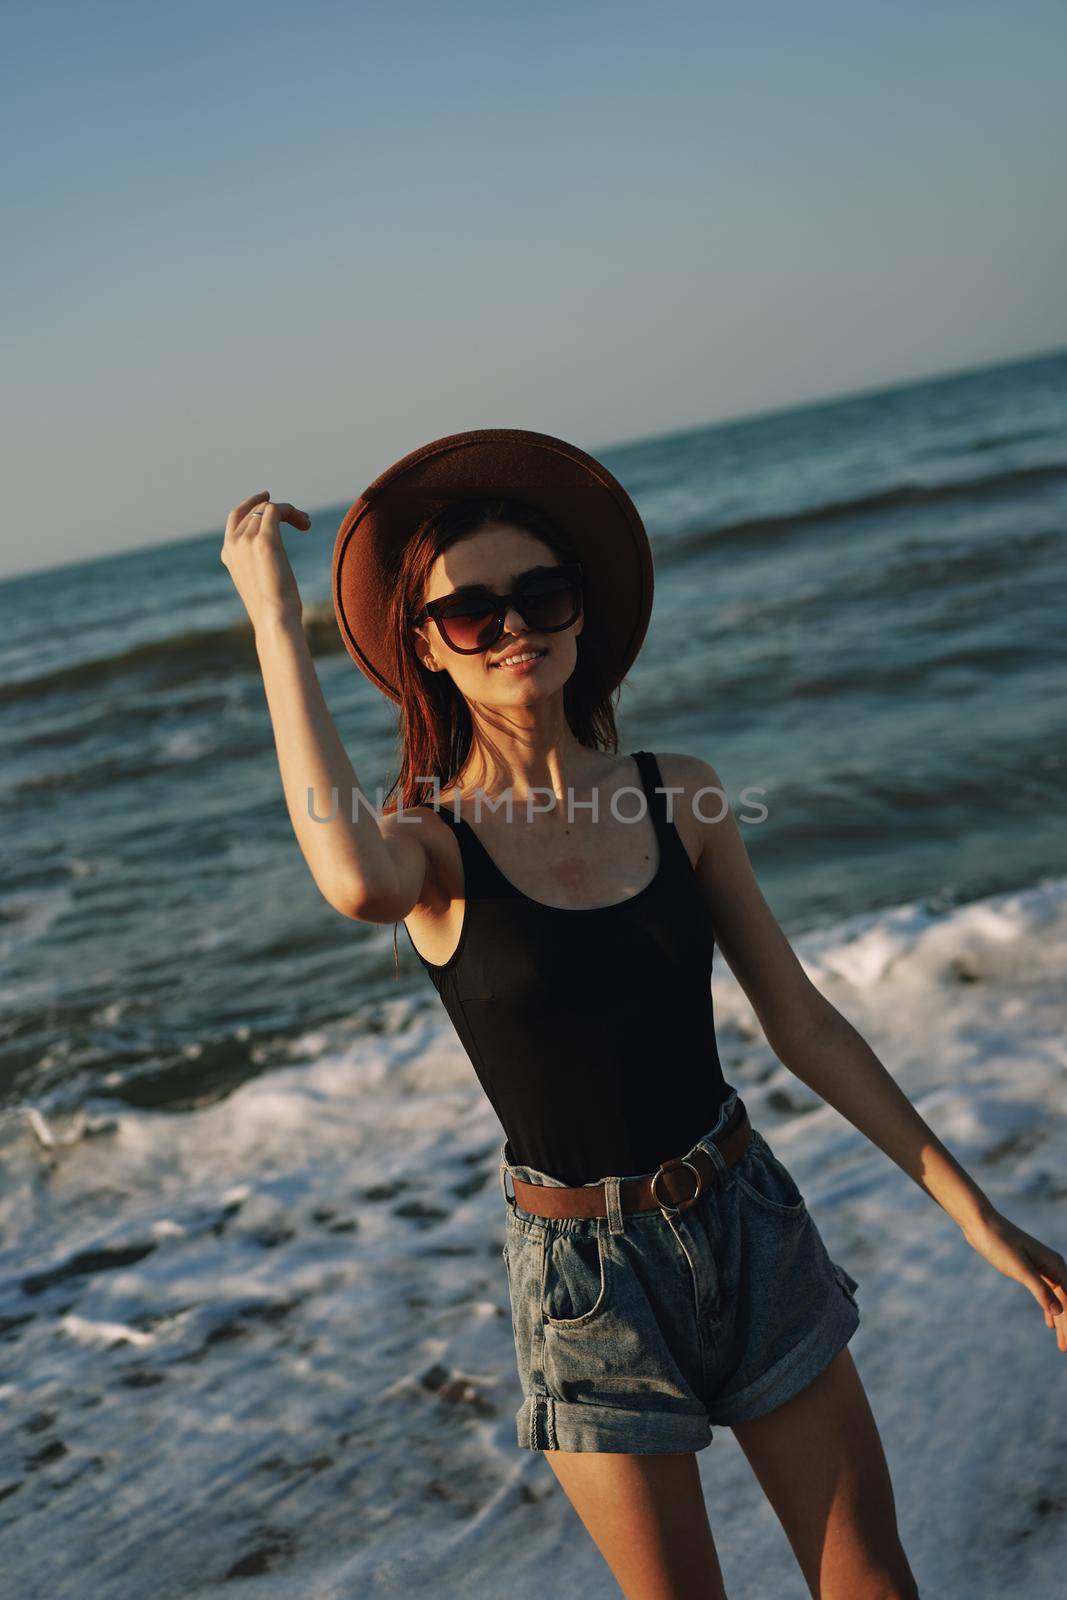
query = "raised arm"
(220, 490, 432, 924)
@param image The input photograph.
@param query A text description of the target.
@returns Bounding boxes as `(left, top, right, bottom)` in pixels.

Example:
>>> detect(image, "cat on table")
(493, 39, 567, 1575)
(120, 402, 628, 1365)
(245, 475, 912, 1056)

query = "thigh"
(730, 1347, 918, 1600)
(542, 1449, 728, 1600)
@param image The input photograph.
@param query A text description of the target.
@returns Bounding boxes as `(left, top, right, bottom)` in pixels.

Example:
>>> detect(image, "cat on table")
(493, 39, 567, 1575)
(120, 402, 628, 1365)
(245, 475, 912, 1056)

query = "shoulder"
(378, 798, 454, 831)
(378, 800, 430, 834)
(646, 750, 729, 808)
(378, 800, 462, 901)
(377, 799, 461, 856)
(648, 753, 823, 1046)
(645, 751, 732, 866)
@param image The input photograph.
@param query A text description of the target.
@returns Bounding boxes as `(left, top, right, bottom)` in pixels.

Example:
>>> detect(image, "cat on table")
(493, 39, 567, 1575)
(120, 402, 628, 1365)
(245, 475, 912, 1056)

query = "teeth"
(498, 650, 543, 667)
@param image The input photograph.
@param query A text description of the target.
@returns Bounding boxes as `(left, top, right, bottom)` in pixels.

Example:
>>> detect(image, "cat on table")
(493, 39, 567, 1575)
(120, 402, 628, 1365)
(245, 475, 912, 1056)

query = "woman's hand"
(960, 1207, 1067, 1351)
(221, 490, 312, 632)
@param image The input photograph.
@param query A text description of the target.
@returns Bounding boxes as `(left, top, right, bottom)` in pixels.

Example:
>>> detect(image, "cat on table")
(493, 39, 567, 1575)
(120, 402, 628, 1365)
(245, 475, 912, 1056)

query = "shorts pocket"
(734, 1129, 808, 1219)
(501, 1218, 544, 1393)
(541, 1221, 610, 1328)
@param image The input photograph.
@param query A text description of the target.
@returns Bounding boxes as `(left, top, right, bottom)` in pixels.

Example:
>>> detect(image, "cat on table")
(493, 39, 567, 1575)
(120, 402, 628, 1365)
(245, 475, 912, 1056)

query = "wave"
(5, 458, 1064, 708)
(0, 602, 343, 710)
(970, 427, 1050, 452)
(666, 460, 1067, 561)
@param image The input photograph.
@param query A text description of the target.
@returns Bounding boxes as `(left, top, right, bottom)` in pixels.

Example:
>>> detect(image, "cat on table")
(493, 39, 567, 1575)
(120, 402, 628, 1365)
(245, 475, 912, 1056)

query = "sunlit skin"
(410, 524, 660, 905)
(411, 523, 584, 718)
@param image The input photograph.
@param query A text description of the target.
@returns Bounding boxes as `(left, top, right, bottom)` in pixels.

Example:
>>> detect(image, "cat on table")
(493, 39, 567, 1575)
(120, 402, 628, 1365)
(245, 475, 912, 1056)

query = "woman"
(222, 429, 1065, 1600)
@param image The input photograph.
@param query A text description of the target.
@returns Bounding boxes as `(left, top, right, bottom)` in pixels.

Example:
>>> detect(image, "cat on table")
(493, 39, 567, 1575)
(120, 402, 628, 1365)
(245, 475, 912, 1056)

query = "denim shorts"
(498, 1085, 861, 1453)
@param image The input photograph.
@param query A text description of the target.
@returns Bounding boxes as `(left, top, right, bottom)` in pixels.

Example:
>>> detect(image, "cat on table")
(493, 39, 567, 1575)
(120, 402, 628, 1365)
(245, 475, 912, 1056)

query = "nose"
(502, 603, 531, 635)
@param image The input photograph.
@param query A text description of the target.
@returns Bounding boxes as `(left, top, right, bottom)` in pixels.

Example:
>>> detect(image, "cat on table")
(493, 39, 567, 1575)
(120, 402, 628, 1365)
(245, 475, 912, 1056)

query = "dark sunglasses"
(413, 562, 583, 655)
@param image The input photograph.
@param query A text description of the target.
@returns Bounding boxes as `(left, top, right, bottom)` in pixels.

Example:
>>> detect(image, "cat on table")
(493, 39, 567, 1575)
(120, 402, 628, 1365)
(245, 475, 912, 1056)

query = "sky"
(2, 0, 1065, 581)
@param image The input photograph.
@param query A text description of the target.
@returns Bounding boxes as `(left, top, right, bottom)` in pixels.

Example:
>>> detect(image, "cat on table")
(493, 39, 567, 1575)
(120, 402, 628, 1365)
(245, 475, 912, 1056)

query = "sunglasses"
(413, 562, 584, 655)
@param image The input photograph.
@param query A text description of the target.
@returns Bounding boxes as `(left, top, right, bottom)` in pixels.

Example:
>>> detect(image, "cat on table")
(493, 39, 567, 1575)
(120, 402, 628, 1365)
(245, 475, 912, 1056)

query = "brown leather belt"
(508, 1099, 752, 1220)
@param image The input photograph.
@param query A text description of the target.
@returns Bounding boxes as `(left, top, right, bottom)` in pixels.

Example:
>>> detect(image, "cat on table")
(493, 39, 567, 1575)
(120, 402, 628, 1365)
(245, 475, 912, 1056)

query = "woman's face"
(413, 525, 583, 706)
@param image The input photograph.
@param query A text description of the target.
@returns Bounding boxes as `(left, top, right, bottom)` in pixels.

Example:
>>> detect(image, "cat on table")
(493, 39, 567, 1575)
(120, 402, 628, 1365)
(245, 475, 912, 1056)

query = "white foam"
(2, 875, 1065, 1596)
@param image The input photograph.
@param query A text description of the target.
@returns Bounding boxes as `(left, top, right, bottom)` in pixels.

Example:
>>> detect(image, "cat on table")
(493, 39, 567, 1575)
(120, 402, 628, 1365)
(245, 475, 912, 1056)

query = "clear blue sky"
(3, 0, 1065, 579)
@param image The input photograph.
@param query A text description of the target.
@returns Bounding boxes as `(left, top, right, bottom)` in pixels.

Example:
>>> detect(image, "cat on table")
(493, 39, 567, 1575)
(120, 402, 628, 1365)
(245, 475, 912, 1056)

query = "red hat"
(332, 427, 654, 704)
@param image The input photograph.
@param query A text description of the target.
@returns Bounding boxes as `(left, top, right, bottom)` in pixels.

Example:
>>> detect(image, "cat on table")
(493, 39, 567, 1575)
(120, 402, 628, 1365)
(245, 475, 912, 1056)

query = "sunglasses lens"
(438, 602, 499, 652)
(519, 577, 580, 631)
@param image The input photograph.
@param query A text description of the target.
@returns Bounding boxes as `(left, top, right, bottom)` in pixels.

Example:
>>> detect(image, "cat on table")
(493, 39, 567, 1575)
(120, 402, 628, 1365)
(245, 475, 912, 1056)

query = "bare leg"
(729, 1346, 918, 1599)
(542, 1447, 728, 1600)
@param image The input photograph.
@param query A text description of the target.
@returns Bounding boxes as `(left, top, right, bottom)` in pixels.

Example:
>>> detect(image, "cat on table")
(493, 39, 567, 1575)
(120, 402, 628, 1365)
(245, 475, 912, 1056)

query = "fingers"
(1031, 1268, 1062, 1322)
(1025, 1244, 1066, 1350)
(226, 489, 270, 535)
(1044, 1281, 1067, 1351)
(226, 495, 312, 538)
(269, 501, 312, 531)
(974, 1217, 1067, 1350)
(1034, 1245, 1067, 1302)
(1022, 1273, 1057, 1321)
(1036, 1257, 1067, 1351)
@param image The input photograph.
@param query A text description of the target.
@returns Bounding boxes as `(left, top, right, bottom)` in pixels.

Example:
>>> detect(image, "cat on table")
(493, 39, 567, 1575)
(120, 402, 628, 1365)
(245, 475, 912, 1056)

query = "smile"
(493, 649, 547, 671)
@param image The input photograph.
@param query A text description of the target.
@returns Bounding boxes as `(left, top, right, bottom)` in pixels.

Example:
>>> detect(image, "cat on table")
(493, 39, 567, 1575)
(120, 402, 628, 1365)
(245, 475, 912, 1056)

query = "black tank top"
(404, 750, 731, 1184)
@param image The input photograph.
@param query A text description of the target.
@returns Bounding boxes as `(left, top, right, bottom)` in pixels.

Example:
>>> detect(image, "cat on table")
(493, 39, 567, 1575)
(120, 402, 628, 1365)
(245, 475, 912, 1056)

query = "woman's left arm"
(663, 752, 1067, 1352)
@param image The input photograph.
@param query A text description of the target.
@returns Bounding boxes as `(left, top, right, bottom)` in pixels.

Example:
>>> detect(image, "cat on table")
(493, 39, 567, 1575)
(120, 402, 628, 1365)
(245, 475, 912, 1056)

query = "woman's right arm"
(221, 490, 432, 923)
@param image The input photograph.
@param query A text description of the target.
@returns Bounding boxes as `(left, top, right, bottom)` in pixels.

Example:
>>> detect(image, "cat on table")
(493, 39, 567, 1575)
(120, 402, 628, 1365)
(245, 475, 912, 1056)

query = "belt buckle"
(651, 1156, 703, 1218)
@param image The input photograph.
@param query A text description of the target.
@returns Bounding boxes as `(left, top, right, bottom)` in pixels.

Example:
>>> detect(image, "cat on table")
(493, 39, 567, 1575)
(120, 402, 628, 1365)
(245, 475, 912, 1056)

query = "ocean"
(2, 348, 1066, 1596)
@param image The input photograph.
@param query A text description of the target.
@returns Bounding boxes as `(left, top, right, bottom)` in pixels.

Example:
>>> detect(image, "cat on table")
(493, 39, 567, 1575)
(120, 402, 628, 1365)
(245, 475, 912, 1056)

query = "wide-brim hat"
(331, 427, 654, 704)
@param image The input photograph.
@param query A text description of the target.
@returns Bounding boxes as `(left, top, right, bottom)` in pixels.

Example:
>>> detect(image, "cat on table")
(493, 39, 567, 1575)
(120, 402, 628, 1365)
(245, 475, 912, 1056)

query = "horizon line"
(3, 337, 1064, 589)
